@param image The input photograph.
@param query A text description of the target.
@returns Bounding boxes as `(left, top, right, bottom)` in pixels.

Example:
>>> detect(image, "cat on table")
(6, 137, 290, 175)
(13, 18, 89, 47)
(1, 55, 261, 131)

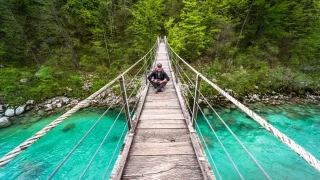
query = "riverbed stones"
(5, 109, 15, 117)
(44, 104, 53, 111)
(0, 105, 4, 113)
(26, 100, 35, 105)
(15, 105, 26, 115)
(0, 117, 11, 128)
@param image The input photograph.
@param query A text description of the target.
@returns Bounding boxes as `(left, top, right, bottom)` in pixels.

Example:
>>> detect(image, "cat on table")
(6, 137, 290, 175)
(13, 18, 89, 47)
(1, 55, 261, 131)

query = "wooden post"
(192, 74, 201, 127)
(119, 76, 132, 130)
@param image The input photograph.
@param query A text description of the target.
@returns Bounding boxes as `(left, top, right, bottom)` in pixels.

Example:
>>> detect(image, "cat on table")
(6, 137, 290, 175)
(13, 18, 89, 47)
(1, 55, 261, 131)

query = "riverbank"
(1, 88, 319, 129)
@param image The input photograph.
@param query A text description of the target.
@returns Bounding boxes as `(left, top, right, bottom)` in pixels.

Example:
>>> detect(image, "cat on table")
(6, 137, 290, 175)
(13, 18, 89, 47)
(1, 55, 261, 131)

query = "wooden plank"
(140, 114, 185, 120)
(142, 109, 182, 114)
(138, 120, 187, 129)
(122, 155, 203, 180)
(148, 89, 176, 93)
(146, 94, 177, 99)
(134, 129, 190, 143)
(145, 99, 179, 103)
(130, 142, 194, 155)
(110, 78, 151, 180)
(171, 63, 216, 180)
(143, 101, 180, 108)
(145, 96, 177, 101)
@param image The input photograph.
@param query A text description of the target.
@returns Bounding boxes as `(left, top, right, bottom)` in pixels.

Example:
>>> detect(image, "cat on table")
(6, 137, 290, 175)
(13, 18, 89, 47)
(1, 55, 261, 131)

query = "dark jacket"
(148, 69, 170, 81)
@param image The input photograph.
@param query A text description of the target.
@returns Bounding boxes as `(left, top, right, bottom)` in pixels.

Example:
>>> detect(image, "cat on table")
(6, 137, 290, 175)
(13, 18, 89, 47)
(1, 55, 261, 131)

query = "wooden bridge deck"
(111, 42, 214, 180)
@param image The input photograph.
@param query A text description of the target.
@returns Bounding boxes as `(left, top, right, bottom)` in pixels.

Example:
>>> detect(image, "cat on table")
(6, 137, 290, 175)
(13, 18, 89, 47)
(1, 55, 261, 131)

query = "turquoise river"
(0, 104, 319, 179)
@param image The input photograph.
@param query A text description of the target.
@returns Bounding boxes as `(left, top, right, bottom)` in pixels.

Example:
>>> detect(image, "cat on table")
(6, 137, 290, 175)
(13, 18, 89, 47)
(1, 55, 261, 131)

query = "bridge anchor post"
(119, 76, 132, 130)
(192, 74, 201, 128)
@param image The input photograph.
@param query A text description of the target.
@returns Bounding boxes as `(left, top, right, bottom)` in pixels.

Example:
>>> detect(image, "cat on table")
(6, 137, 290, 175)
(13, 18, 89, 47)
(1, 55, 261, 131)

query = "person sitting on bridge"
(148, 63, 170, 93)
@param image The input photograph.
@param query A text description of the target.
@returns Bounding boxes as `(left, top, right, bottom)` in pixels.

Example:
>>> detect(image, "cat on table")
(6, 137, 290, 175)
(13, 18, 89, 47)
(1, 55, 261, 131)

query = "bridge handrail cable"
(166, 40, 320, 173)
(176, 69, 246, 179)
(0, 38, 160, 168)
(174, 58, 270, 179)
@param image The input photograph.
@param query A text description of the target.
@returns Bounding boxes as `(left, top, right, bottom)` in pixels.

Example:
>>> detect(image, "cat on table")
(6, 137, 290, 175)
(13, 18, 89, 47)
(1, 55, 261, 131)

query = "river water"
(0, 104, 319, 179)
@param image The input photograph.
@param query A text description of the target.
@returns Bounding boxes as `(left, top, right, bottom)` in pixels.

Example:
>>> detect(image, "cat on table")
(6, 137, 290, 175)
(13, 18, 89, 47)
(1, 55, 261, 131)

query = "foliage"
(0, 0, 319, 105)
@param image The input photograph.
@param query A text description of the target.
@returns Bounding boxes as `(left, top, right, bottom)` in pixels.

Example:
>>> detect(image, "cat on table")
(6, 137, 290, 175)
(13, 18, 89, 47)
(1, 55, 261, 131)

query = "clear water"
(0, 108, 127, 179)
(0, 104, 319, 179)
(197, 103, 320, 180)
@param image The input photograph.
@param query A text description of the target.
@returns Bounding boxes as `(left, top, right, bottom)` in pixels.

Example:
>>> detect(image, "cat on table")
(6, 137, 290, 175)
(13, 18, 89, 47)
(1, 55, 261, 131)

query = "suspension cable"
(79, 76, 143, 178)
(79, 105, 126, 179)
(102, 94, 141, 179)
(176, 57, 270, 179)
(168, 42, 320, 172)
(198, 91, 270, 179)
(177, 71, 244, 179)
(197, 105, 244, 180)
(48, 91, 125, 179)
(196, 123, 222, 180)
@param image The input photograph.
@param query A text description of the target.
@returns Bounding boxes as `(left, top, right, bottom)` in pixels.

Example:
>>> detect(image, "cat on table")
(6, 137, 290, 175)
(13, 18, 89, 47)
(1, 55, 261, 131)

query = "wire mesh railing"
(164, 37, 320, 178)
(0, 37, 160, 180)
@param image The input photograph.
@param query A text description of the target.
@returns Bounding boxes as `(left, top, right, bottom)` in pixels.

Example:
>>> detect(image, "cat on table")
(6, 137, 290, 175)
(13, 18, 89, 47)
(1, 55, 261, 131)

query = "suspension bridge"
(0, 37, 319, 179)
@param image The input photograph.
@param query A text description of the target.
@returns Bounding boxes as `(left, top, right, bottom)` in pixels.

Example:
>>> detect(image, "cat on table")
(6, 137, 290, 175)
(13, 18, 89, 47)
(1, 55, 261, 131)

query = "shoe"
(155, 88, 160, 94)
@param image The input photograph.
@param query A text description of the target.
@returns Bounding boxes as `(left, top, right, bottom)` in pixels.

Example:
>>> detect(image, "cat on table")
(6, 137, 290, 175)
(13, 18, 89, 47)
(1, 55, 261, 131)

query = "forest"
(1, 0, 319, 105)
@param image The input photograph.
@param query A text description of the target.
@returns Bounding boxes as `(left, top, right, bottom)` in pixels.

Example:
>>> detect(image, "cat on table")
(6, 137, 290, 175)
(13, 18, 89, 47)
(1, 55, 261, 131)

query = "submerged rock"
(62, 123, 76, 132)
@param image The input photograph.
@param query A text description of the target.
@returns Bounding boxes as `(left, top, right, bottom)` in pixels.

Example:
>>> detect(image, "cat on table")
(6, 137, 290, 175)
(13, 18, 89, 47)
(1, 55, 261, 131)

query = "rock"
(252, 94, 261, 101)
(26, 100, 35, 105)
(44, 104, 53, 111)
(20, 79, 28, 83)
(70, 100, 79, 105)
(203, 108, 210, 115)
(82, 81, 93, 91)
(0, 117, 11, 128)
(0, 105, 4, 113)
(62, 123, 75, 132)
(5, 109, 15, 117)
(56, 103, 62, 108)
(61, 97, 70, 105)
(254, 85, 259, 89)
(15, 105, 26, 115)
(66, 87, 73, 92)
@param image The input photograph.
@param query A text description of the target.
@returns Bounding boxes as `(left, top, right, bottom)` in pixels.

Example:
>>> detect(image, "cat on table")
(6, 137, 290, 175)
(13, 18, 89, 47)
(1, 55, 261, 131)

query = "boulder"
(0, 117, 11, 128)
(5, 109, 15, 117)
(44, 104, 53, 111)
(56, 103, 62, 108)
(0, 105, 4, 113)
(26, 100, 35, 105)
(61, 97, 70, 105)
(15, 105, 26, 115)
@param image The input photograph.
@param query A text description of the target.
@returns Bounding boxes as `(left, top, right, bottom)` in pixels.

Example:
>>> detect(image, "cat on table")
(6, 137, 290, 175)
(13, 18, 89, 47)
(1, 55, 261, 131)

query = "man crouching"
(148, 63, 170, 93)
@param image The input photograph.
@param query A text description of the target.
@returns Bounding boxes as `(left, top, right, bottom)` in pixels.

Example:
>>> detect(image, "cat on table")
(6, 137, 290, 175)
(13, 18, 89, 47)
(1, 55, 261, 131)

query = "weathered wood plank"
(140, 114, 185, 120)
(133, 129, 190, 143)
(144, 99, 179, 104)
(142, 109, 182, 114)
(122, 155, 203, 180)
(144, 100, 179, 106)
(138, 120, 187, 129)
(130, 142, 194, 155)
(145, 96, 177, 101)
